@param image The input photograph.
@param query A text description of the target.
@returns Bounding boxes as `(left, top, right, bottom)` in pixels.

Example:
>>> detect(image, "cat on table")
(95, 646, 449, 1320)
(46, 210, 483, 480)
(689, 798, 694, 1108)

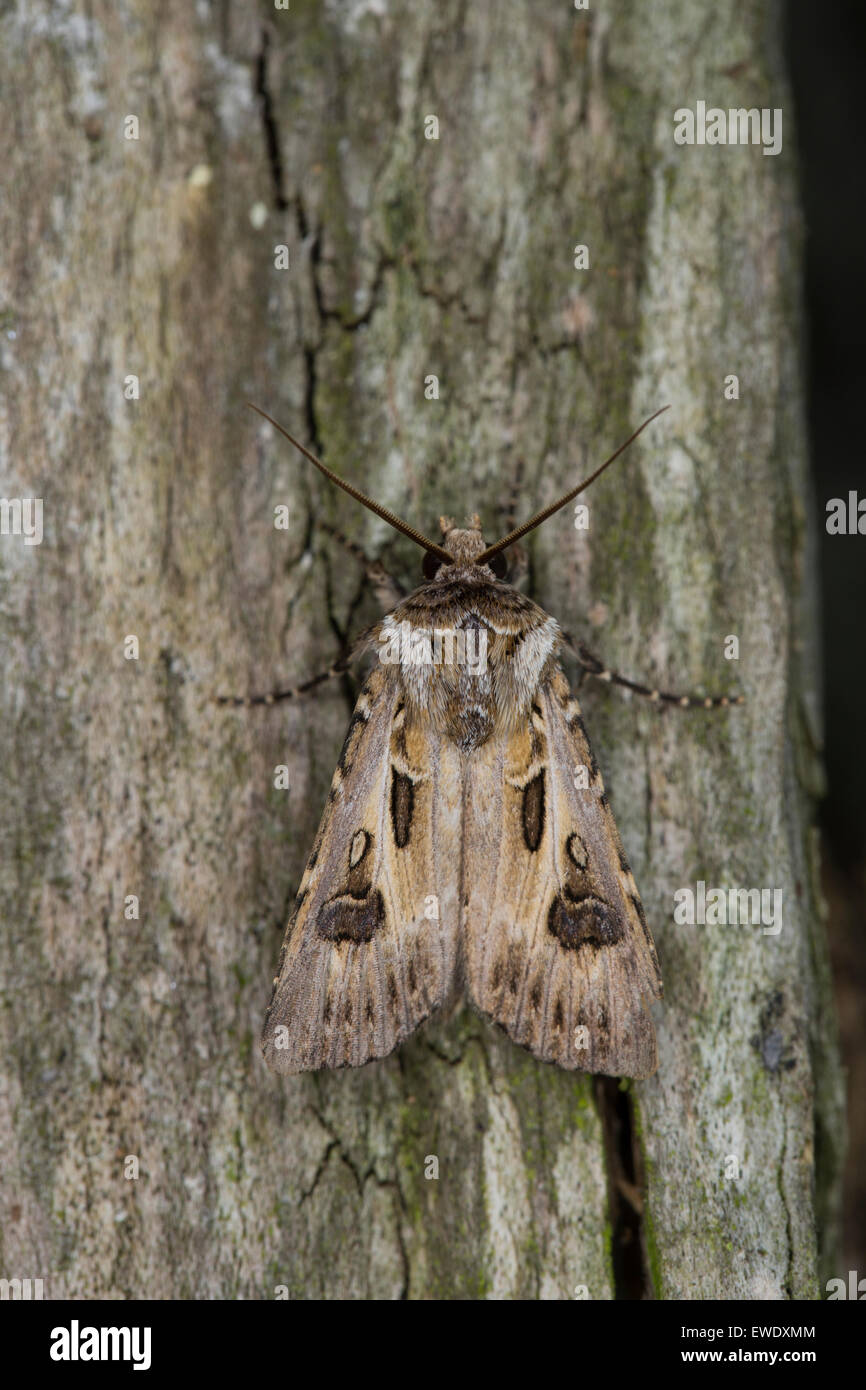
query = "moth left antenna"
(247, 404, 453, 564)
(476, 404, 671, 563)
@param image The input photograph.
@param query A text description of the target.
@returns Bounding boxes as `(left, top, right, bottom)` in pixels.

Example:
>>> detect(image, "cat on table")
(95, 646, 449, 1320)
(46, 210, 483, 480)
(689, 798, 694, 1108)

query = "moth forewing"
(261, 660, 461, 1074)
(461, 664, 661, 1080)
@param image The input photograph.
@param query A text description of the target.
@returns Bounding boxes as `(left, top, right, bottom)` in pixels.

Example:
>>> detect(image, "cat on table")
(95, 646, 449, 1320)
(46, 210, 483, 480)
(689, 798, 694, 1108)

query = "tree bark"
(0, 0, 842, 1299)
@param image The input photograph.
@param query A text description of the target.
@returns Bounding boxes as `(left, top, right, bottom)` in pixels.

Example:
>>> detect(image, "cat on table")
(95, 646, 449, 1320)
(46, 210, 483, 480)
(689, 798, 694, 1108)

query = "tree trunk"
(0, 0, 842, 1299)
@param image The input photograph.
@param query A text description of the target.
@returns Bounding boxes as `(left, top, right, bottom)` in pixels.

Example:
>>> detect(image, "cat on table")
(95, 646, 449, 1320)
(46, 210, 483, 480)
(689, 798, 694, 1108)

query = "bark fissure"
(596, 1077, 649, 1300)
(255, 28, 288, 212)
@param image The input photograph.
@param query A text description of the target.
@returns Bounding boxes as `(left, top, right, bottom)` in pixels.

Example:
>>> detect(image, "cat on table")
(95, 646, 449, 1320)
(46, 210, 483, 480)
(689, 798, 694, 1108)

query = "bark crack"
(778, 1109, 795, 1298)
(302, 1102, 411, 1297)
(297, 1138, 340, 1206)
(595, 1077, 650, 1299)
(255, 28, 288, 211)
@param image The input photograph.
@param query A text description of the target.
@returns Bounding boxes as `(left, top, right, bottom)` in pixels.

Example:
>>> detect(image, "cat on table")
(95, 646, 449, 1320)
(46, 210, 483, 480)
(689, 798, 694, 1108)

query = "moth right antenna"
(247, 403, 454, 565)
(476, 405, 670, 563)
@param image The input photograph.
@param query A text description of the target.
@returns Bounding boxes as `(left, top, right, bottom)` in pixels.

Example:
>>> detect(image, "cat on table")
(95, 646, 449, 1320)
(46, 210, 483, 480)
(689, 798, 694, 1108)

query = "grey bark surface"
(0, 0, 842, 1299)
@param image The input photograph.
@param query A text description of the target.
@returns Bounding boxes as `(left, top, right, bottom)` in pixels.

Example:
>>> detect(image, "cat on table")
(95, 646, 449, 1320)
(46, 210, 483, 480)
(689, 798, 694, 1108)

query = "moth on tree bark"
(0, 0, 842, 1299)
(252, 407, 692, 1080)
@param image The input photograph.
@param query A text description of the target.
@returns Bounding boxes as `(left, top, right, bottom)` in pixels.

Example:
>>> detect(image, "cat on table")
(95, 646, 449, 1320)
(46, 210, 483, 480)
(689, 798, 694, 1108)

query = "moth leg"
(561, 634, 744, 710)
(318, 520, 406, 610)
(215, 622, 379, 708)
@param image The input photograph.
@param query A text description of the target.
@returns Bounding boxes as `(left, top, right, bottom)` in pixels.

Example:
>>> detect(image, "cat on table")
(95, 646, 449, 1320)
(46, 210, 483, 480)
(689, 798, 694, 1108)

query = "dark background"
(786, 2, 866, 1275)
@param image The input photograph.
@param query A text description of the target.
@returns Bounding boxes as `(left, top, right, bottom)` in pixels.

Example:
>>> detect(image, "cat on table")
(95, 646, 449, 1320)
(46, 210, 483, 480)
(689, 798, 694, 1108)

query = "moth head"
(422, 515, 509, 580)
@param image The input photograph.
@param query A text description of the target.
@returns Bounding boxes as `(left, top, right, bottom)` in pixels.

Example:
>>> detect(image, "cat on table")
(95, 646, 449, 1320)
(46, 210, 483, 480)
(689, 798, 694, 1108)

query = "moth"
(236, 404, 741, 1079)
